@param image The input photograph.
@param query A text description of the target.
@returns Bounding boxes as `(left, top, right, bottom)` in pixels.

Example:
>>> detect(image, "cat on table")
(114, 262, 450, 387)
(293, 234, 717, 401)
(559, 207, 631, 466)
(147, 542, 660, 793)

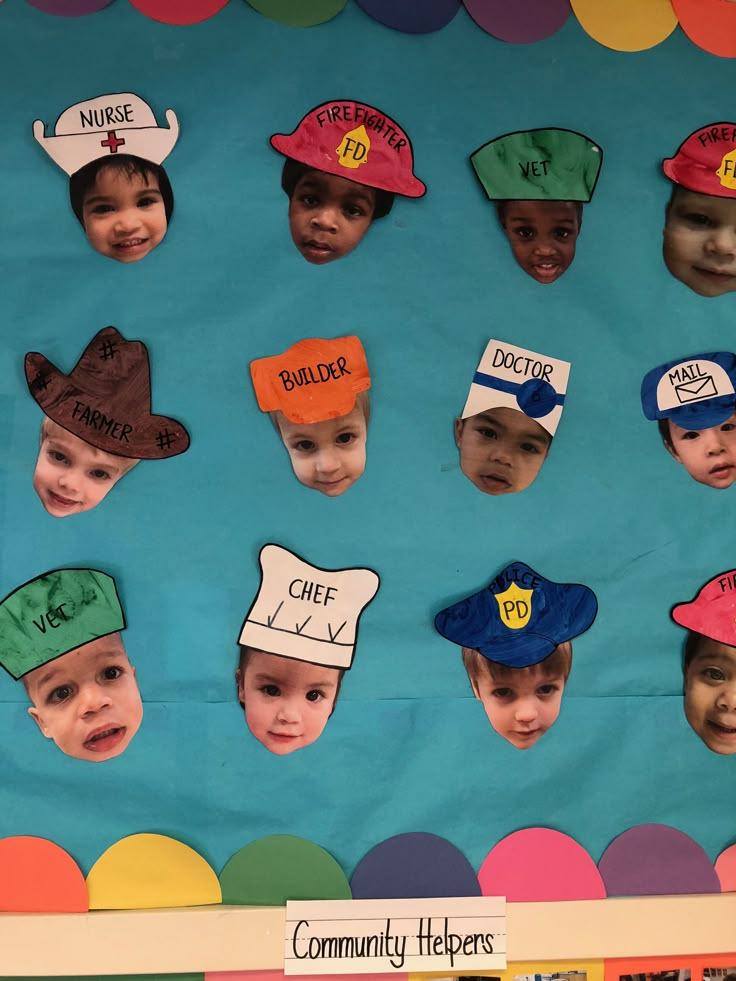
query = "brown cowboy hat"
(25, 326, 190, 460)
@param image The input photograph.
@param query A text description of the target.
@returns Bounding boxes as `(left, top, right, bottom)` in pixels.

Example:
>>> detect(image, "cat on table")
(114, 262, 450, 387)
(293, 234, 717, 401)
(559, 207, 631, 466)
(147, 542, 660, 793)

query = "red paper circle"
(127, 0, 230, 26)
(672, 0, 736, 59)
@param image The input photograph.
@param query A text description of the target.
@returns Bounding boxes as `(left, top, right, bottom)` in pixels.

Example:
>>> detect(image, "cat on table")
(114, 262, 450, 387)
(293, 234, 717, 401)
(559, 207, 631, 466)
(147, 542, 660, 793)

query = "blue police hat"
(434, 561, 597, 667)
(641, 352, 736, 431)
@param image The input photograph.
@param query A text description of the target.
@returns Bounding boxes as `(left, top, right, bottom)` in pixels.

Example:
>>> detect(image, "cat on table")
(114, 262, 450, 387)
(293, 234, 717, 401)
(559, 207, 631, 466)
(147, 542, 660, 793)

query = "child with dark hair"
(270, 100, 425, 265)
(642, 351, 736, 490)
(235, 646, 344, 756)
(68, 155, 173, 263)
(673, 571, 736, 755)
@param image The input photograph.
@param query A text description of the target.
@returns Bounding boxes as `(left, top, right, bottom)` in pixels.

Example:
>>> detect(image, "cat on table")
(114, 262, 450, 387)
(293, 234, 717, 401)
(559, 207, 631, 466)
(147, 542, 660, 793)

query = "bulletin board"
(1, 0, 736, 975)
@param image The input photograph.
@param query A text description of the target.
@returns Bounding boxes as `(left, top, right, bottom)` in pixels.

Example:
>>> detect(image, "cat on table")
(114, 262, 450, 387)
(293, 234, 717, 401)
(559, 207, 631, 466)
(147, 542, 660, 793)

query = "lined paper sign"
(284, 896, 506, 975)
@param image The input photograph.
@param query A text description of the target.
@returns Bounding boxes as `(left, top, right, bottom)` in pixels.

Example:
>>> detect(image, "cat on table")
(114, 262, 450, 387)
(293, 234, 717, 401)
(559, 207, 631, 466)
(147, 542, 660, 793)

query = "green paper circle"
(219, 835, 351, 905)
(245, 0, 346, 28)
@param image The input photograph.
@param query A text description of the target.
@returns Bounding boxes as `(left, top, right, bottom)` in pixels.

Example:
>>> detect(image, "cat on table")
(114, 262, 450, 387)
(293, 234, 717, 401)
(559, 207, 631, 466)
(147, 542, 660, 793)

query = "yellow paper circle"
(571, 0, 677, 52)
(87, 833, 221, 910)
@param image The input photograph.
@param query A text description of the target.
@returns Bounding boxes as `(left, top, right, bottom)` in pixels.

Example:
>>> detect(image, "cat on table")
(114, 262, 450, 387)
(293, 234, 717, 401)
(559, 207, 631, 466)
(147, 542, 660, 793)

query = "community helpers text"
(284, 897, 506, 975)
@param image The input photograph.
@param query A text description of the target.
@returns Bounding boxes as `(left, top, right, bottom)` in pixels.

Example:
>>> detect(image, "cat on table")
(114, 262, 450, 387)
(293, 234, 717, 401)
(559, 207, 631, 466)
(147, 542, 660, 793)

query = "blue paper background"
(0, 0, 734, 885)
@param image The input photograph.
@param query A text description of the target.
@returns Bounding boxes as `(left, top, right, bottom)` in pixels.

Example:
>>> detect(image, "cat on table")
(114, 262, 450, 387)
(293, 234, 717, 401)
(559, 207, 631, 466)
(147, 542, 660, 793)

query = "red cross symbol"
(100, 131, 126, 154)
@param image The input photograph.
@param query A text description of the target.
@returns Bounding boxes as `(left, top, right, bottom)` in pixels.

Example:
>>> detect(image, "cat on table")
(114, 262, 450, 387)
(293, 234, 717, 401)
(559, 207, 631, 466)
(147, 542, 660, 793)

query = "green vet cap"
(470, 128, 603, 202)
(0, 568, 125, 680)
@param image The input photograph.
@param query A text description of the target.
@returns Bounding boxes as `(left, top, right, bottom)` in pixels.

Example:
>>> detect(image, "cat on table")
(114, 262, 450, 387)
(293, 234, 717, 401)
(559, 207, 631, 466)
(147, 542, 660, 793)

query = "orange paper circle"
(571, 0, 677, 52)
(0, 836, 88, 913)
(127, 0, 230, 25)
(672, 0, 736, 58)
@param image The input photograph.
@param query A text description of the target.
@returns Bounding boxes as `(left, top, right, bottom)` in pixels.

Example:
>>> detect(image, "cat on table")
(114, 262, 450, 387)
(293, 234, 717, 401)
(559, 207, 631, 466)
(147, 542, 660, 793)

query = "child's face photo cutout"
(663, 188, 736, 297)
(499, 200, 581, 284)
(465, 643, 570, 750)
(72, 158, 169, 264)
(25, 632, 143, 762)
(684, 636, 736, 754)
(33, 419, 136, 517)
(288, 169, 376, 265)
(275, 400, 368, 497)
(236, 649, 341, 755)
(663, 413, 736, 489)
(454, 406, 550, 496)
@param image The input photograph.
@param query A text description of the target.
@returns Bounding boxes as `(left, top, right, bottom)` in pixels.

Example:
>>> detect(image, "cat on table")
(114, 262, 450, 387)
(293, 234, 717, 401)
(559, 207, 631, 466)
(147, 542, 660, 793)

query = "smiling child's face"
(472, 662, 566, 750)
(684, 638, 736, 754)
(25, 633, 143, 762)
(663, 189, 736, 297)
(454, 406, 550, 496)
(288, 170, 376, 264)
(236, 650, 340, 755)
(275, 403, 368, 497)
(33, 421, 134, 517)
(500, 200, 581, 284)
(82, 166, 167, 263)
(664, 413, 736, 489)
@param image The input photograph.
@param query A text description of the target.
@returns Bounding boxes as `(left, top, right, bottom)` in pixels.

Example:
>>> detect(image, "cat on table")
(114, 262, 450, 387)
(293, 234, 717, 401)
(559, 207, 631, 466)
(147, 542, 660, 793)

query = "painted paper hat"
(663, 124, 736, 198)
(25, 326, 190, 460)
(250, 336, 370, 425)
(435, 561, 597, 667)
(641, 351, 736, 431)
(461, 339, 570, 437)
(270, 100, 426, 198)
(470, 128, 602, 202)
(0, 569, 124, 680)
(672, 570, 736, 647)
(33, 93, 179, 177)
(239, 544, 380, 669)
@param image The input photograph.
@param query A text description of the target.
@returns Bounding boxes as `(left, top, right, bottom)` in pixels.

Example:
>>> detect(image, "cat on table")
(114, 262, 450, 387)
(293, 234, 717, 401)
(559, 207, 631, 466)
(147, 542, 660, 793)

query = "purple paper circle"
(598, 825, 721, 897)
(463, 0, 570, 44)
(25, 0, 115, 14)
(351, 832, 481, 899)
(355, 0, 460, 33)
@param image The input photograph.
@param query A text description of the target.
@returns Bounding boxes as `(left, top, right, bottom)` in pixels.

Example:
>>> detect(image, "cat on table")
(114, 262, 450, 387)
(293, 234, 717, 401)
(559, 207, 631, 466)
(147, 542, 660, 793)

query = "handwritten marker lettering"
(518, 159, 551, 178)
(668, 362, 706, 385)
(492, 347, 553, 381)
(314, 104, 407, 153)
(719, 573, 736, 592)
(71, 401, 132, 442)
(292, 918, 407, 970)
(32, 604, 69, 634)
(79, 104, 134, 129)
(698, 126, 736, 147)
(288, 580, 338, 605)
(279, 358, 351, 392)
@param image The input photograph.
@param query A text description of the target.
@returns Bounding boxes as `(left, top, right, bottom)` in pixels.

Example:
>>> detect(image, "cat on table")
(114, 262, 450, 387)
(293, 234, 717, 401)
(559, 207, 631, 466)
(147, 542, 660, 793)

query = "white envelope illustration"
(675, 375, 717, 403)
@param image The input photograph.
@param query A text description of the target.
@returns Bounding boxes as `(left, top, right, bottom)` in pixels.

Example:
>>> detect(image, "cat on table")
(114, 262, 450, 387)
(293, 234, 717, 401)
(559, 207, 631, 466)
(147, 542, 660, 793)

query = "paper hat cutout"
(461, 339, 570, 437)
(470, 128, 602, 202)
(33, 93, 179, 177)
(270, 100, 426, 198)
(641, 351, 736, 431)
(663, 124, 736, 198)
(251, 336, 370, 425)
(86, 833, 221, 910)
(26, 326, 190, 460)
(0, 568, 124, 680)
(672, 570, 736, 647)
(239, 544, 379, 669)
(435, 561, 597, 667)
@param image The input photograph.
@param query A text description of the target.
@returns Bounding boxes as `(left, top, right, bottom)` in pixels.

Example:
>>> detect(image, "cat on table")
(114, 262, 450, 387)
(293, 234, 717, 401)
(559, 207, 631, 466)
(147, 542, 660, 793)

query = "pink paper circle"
(355, 0, 460, 33)
(478, 828, 606, 902)
(715, 843, 736, 892)
(463, 0, 571, 43)
(26, 0, 115, 14)
(127, 0, 230, 25)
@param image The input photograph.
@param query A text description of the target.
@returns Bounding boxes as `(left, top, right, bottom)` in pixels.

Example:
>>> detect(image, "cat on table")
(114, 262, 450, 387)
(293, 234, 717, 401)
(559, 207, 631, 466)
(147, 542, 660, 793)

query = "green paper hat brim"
(470, 128, 603, 203)
(0, 569, 125, 680)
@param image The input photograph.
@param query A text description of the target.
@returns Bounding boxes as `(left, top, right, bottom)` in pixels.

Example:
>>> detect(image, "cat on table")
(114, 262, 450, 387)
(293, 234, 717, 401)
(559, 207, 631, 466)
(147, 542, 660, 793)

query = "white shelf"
(0, 894, 733, 976)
